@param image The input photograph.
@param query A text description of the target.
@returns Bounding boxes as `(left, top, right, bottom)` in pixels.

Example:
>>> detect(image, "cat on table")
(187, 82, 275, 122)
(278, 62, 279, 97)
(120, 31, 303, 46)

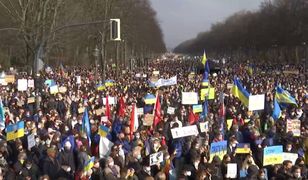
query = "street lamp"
(94, 46, 100, 83)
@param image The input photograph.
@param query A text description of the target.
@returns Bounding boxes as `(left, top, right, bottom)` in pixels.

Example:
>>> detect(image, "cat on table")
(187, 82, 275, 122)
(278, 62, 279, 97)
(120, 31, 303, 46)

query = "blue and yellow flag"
(204, 59, 210, 74)
(98, 125, 109, 137)
(272, 99, 281, 120)
(0, 99, 5, 129)
(201, 72, 209, 87)
(144, 94, 156, 104)
(82, 108, 91, 146)
(275, 86, 297, 105)
(96, 84, 105, 91)
(231, 78, 250, 107)
(104, 80, 115, 87)
(201, 51, 207, 65)
(84, 156, 95, 171)
(6, 121, 24, 141)
(248, 65, 253, 76)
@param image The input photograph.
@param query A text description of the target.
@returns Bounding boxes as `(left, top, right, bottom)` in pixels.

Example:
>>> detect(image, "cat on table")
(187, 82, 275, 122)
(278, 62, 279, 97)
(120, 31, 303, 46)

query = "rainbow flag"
(98, 125, 109, 137)
(6, 121, 24, 141)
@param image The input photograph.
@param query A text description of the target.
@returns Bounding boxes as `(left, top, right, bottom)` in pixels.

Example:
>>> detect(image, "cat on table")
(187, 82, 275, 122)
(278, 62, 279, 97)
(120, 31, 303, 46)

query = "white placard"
(27, 134, 35, 150)
(226, 163, 237, 178)
(153, 71, 159, 75)
(182, 92, 198, 105)
(17, 79, 28, 91)
(282, 152, 298, 165)
(76, 76, 81, 84)
(103, 97, 116, 105)
(167, 107, 175, 114)
(135, 73, 141, 77)
(137, 108, 144, 115)
(152, 76, 177, 87)
(27, 79, 35, 88)
(150, 151, 163, 166)
(200, 122, 209, 133)
(171, 125, 199, 139)
(248, 94, 265, 111)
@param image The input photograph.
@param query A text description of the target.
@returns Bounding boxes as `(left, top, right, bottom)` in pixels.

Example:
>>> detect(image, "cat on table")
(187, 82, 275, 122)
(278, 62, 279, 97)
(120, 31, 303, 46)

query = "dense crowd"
(0, 57, 307, 180)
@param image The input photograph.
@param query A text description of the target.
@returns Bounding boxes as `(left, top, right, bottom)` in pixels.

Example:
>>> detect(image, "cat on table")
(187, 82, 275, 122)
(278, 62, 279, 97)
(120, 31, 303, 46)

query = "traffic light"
(110, 19, 121, 41)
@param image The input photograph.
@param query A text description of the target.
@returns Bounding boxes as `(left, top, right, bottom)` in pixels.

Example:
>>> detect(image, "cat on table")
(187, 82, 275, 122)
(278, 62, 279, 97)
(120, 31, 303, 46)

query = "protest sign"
(137, 108, 144, 115)
(27, 134, 35, 150)
(182, 92, 198, 105)
(103, 97, 116, 105)
(193, 104, 202, 113)
(283, 70, 299, 75)
(171, 125, 199, 139)
(50, 85, 59, 94)
(27, 79, 34, 88)
(76, 76, 81, 84)
(282, 152, 298, 165)
(199, 121, 209, 133)
(200, 88, 208, 101)
(226, 163, 237, 178)
(208, 88, 215, 100)
(59, 86, 67, 93)
(249, 94, 265, 111)
(95, 108, 105, 116)
(210, 141, 228, 161)
(226, 119, 233, 130)
(135, 73, 141, 78)
(152, 71, 159, 75)
(150, 151, 163, 166)
(17, 79, 28, 91)
(263, 145, 283, 166)
(227, 83, 233, 89)
(235, 143, 251, 154)
(4, 75, 15, 83)
(167, 107, 175, 114)
(27, 97, 35, 104)
(143, 114, 154, 126)
(78, 107, 85, 114)
(286, 119, 301, 137)
(151, 76, 177, 87)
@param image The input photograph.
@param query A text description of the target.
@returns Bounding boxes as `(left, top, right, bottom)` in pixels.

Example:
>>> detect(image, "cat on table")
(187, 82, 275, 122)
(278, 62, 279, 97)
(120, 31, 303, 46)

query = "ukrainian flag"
(201, 51, 207, 65)
(275, 86, 297, 105)
(231, 78, 250, 107)
(201, 72, 209, 87)
(98, 125, 109, 137)
(104, 80, 115, 87)
(272, 99, 281, 120)
(6, 121, 25, 141)
(144, 94, 156, 104)
(84, 156, 95, 171)
(96, 84, 105, 91)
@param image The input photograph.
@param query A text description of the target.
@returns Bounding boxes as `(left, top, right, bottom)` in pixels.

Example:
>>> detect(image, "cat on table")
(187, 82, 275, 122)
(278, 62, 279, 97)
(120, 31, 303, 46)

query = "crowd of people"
(0, 56, 307, 180)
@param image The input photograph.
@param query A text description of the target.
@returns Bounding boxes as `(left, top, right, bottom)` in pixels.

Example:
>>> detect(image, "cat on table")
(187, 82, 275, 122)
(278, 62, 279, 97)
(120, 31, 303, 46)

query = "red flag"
(118, 97, 126, 117)
(153, 95, 161, 127)
(105, 96, 111, 120)
(130, 104, 138, 139)
(188, 110, 198, 125)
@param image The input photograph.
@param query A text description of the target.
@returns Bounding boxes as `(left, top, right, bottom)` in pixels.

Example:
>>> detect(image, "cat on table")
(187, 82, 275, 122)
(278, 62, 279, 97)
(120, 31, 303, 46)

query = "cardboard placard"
(137, 108, 144, 115)
(193, 105, 202, 113)
(182, 92, 198, 105)
(27, 79, 34, 88)
(249, 94, 265, 111)
(210, 141, 228, 162)
(286, 119, 301, 137)
(226, 163, 237, 178)
(59, 86, 67, 93)
(167, 107, 175, 114)
(50, 85, 59, 94)
(78, 107, 85, 114)
(171, 125, 199, 139)
(199, 121, 209, 133)
(95, 108, 105, 116)
(263, 145, 283, 166)
(4, 75, 15, 83)
(27, 134, 35, 150)
(27, 97, 35, 104)
(150, 151, 163, 166)
(143, 114, 154, 126)
(17, 79, 28, 91)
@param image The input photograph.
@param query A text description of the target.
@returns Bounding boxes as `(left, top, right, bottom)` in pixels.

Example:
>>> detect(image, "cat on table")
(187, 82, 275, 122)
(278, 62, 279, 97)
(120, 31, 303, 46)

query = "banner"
(182, 92, 198, 105)
(210, 141, 227, 161)
(286, 119, 301, 137)
(151, 76, 177, 87)
(150, 151, 163, 166)
(171, 125, 199, 139)
(167, 107, 175, 114)
(17, 79, 28, 91)
(282, 152, 298, 165)
(193, 105, 202, 113)
(263, 145, 283, 166)
(226, 163, 237, 178)
(249, 94, 265, 111)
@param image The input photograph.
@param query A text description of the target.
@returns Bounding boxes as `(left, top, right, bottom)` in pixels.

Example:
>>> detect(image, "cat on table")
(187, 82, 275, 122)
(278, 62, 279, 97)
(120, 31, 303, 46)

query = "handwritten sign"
(226, 163, 237, 178)
(182, 92, 198, 105)
(27, 97, 35, 104)
(171, 125, 199, 139)
(287, 119, 301, 137)
(4, 75, 15, 83)
(27, 79, 34, 88)
(199, 121, 209, 133)
(249, 94, 265, 111)
(282, 152, 298, 165)
(17, 79, 28, 91)
(27, 134, 35, 150)
(167, 107, 175, 114)
(150, 151, 163, 166)
(143, 114, 154, 126)
(210, 141, 227, 162)
(263, 145, 283, 166)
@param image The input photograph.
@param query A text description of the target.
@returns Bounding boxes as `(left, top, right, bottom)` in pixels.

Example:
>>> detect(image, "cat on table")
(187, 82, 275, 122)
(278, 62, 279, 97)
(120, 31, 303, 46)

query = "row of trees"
(0, 0, 166, 70)
(174, 0, 308, 64)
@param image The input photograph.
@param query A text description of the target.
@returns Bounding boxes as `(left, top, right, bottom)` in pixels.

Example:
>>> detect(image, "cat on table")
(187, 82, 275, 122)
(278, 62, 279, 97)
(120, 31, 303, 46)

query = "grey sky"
(150, 0, 264, 49)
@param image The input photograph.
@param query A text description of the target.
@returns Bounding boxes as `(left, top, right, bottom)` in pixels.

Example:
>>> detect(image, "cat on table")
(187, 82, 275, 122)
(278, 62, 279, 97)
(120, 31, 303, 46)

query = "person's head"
(222, 154, 231, 164)
(258, 169, 266, 179)
(292, 165, 301, 178)
(64, 141, 72, 151)
(283, 160, 293, 171)
(285, 142, 293, 151)
(47, 147, 57, 159)
(154, 171, 166, 180)
(295, 157, 305, 167)
(106, 157, 114, 167)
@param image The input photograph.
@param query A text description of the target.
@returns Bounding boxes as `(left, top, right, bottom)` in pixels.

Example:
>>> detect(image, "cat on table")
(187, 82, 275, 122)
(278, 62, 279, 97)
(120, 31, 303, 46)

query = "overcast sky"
(150, 0, 264, 50)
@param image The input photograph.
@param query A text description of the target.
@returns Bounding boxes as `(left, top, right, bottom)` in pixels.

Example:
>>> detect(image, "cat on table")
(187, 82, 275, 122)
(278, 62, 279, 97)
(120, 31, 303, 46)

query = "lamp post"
(94, 46, 100, 84)
(302, 42, 306, 83)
